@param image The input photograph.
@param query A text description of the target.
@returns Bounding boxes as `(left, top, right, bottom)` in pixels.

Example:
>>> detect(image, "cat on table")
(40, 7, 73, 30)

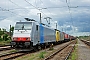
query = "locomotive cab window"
(15, 22, 32, 30)
(36, 25, 38, 31)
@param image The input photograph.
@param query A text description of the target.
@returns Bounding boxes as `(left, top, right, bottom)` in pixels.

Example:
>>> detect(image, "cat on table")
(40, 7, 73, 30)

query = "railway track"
(0, 51, 29, 60)
(0, 45, 14, 52)
(0, 44, 10, 47)
(44, 40, 76, 60)
(0, 47, 13, 52)
(81, 40, 90, 46)
(0, 41, 76, 60)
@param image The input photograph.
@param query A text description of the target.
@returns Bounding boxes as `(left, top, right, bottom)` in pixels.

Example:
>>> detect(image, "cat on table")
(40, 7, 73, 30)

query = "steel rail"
(44, 40, 76, 60)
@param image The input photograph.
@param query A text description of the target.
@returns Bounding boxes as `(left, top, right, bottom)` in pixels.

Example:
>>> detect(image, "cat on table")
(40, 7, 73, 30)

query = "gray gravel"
(78, 39, 90, 60)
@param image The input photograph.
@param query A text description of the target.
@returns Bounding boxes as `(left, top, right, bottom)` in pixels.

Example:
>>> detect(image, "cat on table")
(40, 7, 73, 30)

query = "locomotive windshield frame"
(15, 22, 32, 30)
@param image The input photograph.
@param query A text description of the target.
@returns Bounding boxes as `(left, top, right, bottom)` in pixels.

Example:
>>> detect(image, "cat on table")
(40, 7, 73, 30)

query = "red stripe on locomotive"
(13, 37, 30, 41)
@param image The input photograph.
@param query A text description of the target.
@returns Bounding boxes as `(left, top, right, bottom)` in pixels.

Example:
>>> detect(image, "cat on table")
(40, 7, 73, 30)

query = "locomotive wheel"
(37, 45, 41, 50)
(33, 47, 38, 52)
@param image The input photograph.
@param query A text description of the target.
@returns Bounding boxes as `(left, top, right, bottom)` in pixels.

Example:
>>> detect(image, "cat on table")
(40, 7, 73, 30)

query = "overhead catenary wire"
(2, 0, 53, 25)
(35, 0, 37, 7)
(66, 0, 73, 21)
(39, 0, 59, 28)
(8, 0, 29, 13)
(66, 0, 74, 33)
(9, 0, 22, 8)
(8, 8, 35, 10)
(39, 0, 56, 25)
(8, 0, 40, 11)
(39, 0, 54, 17)
(24, 0, 47, 16)
(24, 0, 51, 24)
(3, 6, 89, 12)
(0, 6, 23, 17)
(8, 0, 30, 11)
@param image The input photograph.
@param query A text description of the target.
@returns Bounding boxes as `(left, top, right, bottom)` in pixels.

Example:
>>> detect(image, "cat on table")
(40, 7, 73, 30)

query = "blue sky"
(0, 0, 90, 36)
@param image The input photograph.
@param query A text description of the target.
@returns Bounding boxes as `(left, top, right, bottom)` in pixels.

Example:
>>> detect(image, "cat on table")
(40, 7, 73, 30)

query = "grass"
(16, 46, 56, 60)
(68, 40, 78, 60)
(0, 49, 18, 56)
(9, 49, 18, 53)
(0, 40, 11, 45)
(49, 46, 54, 50)
(16, 51, 47, 60)
(39, 51, 46, 59)
(24, 54, 37, 60)
(71, 46, 78, 60)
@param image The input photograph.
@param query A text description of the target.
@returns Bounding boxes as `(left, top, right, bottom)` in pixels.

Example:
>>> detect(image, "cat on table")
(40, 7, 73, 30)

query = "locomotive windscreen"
(15, 22, 32, 30)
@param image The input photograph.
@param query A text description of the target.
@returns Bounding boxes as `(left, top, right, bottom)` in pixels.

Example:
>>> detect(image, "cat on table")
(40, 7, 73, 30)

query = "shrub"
(39, 52, 44, 58)
(0, 38, 3, 41)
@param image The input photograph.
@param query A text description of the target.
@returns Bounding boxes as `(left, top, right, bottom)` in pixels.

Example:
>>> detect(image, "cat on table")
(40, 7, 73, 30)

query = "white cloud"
(0, 0, 90, 36)
(66, 25, 70, 27)
(70, 32, 90, 36)
(0, 19, 15, 31)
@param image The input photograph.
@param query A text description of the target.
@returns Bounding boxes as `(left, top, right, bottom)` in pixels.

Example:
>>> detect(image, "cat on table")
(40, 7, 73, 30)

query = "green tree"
(0, 28, 7, 41)
(3, 34, 8, 41)
(0, 30, 3, 35)
(0, 28, 3, 38)
(2, 28, 6, 34)
(0, 28, 1, 31)
(11, 27, 14, 32)
(10, 26, 14, 36)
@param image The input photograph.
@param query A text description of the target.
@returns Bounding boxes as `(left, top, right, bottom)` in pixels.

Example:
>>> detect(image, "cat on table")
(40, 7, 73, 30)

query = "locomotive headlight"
(13, 37, 18, 40)
(26, 37, 30, 41)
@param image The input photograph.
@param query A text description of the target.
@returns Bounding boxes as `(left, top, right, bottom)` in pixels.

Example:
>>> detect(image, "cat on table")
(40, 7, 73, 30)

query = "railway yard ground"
(68, 38, 90, 60)
(0, 38, 90, 60)
(77, 39, 90, 60)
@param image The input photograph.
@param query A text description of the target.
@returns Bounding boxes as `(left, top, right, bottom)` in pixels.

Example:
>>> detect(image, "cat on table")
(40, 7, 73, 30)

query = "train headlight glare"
(13, 37, 18, 40)
(26, 37, 30, 40)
